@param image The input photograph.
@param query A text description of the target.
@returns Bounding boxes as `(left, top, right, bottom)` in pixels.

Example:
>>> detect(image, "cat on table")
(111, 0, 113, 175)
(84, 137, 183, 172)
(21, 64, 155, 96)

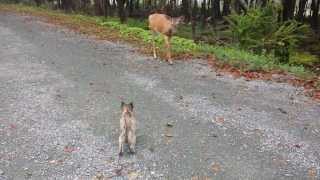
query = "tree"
(282, 0, 296, 21)
(222, 0, 231, 16)
(311, 0, 320, 32)
(297, 0, 308, 21)
(94, 0, 103, 15)
(211, 0, 221, 24)
(260, 0, 267, 7)
(34, 0, 42, 6)
(61, 0, 74, 11)
(191, 0, 199, 40)
(200, 0, 207, 28)
(135, 0, 140, 11)
(181, 0, 191, 22)
(104, 0, 111, 17)
(117, 0, 127, 23)
(128, 0, 134, 17)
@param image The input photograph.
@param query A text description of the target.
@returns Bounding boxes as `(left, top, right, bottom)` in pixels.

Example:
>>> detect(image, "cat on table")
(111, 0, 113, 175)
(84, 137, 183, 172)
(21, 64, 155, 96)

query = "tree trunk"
(117, 0, 127, 23)
(211, 0, 221, 22)
(111, 0, 116, 16)
(222, 0, 230, 16)
(94, 0, 103, 15)
(34, 0, 42, 6)
(201, 0, 207, 28)
(104, 0, 110, 17)
(260, 0, 267, 7)
(297, 0, 308, 21)
(282, 0, 296, 21)
(233, 0, 241, 14)
(191, 0, 198, 41)
(128, 0, 134, 17)
(135, 0, 139, 11)
(61, 0, 73, 11)
(192, 0, 198, 17)
(78, 0, 90, 11)
(182, 0, 191, 22)
(311, 0, 320, 32)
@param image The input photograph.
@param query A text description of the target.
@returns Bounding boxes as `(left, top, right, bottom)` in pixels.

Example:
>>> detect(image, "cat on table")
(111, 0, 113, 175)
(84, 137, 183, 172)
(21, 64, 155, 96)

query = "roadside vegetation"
(0, 0, 319, 99)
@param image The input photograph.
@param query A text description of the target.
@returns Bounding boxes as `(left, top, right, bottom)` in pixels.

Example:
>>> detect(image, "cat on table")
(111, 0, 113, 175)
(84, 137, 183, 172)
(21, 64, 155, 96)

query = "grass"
(0, 3, 317, 80)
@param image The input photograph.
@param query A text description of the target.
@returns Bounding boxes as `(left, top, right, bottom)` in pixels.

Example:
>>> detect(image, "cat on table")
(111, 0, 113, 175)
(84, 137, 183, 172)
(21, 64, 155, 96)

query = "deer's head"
(172, 16, 185, 26)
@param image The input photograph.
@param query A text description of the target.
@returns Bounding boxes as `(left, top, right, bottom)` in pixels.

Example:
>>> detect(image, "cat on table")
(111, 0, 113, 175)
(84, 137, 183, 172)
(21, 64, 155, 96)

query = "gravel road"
(0, 12, 320, 180)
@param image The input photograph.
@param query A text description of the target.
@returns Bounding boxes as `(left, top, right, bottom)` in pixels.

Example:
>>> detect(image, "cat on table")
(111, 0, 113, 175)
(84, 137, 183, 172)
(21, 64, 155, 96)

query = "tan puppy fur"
(119, 102, 136, 156)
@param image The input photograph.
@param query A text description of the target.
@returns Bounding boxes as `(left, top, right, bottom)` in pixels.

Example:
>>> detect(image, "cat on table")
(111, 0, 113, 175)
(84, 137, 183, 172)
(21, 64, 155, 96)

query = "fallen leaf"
(128, 171, 139, 180)
(231, 70, 241, 79)
(293, 144, 303, 148)
(272, 157, 288, 167)
(243, 71, 260, 80)
(308, 167, 317, 180)
(92, 172, 104, 180)
(211, 162, 221, 175)
(213, 117, 224, 125)
(191, 176, 198, 180)
(115, 168, 122, 176)
(253, 128, 263, 136)
(192, 176, 212, 180)
(49, 160, 57, 164)
(9, 124, 17, 129)
(64, 146, 75, 153)
(313, 90, 320, 101)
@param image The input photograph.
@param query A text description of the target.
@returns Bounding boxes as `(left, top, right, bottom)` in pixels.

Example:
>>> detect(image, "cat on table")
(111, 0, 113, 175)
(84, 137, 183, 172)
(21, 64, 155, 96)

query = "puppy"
(119, 102, 136, 156)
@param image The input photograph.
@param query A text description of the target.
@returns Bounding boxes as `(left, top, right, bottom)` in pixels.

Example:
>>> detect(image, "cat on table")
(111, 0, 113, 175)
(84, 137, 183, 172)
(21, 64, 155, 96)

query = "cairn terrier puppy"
(119, 102, 136, 156)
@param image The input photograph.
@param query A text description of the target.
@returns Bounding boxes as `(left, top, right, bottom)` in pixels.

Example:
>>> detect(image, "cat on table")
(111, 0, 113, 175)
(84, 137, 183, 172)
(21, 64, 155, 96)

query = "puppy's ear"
(129, 102, 134, 111)
(121, 101, 125, 110)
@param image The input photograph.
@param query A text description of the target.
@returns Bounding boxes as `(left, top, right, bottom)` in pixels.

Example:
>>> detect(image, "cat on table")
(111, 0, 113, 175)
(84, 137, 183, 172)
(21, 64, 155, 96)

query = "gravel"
(0, 12, 319, 179)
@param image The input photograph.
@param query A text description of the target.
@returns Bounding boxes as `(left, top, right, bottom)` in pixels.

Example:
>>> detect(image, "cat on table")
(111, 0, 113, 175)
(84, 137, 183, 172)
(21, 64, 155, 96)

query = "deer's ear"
(173, 16, 185, 25)
(178, 16, 185, 23)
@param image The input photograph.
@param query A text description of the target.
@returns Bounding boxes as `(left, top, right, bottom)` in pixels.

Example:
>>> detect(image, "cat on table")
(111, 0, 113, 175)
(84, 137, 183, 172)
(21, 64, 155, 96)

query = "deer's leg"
(164, 35, 172, 65)
(152, 32, 157, 59)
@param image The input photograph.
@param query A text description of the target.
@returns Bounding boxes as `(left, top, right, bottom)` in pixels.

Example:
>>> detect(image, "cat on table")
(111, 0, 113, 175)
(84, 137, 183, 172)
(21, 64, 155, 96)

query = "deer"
(148, 13, 185, 65)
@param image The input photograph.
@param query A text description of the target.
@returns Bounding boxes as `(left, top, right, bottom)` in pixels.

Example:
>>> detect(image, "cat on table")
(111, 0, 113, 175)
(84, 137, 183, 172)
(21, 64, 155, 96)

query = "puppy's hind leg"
(118, 132, 125, 156)
(128, 130, 136, 154)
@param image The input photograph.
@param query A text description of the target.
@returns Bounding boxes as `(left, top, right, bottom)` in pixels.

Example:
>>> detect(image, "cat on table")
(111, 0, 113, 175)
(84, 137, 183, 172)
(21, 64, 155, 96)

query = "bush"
(290, 52, 319, 66)
(225, 3, 309, 63)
